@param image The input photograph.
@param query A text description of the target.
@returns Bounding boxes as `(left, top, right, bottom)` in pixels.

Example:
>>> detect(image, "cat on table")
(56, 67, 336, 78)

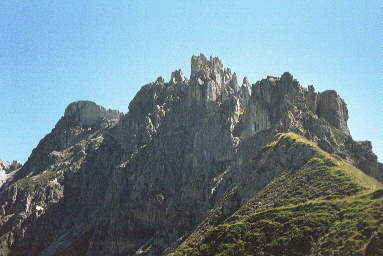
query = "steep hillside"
(0, 55, 381, 256)
(172, 133, 383, 256)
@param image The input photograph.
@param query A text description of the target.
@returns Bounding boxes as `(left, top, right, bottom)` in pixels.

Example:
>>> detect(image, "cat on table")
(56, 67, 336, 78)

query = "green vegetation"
(175, 197, 383, 256)
(173, 133, 383, 256)
(265, 132, 322, 151)
(17, 169, 57, 189)
(330, 125, 346, 145)
(265, 132, 382, 193)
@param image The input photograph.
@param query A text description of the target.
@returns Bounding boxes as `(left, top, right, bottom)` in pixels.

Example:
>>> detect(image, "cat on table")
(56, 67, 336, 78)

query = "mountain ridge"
(0, 54, 381, 256)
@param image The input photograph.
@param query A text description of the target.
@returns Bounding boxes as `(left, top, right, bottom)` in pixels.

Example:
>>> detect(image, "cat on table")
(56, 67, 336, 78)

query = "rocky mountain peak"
(0, 54, 380, 256)
(242, 77, 250, 87)
(64, 100, 122, 126)
(190, 54, 237, 86)
(187, 54, 240, 104)
(280, 71, 294, 82)
(155, 76, 165, 85)
(169, 69, 186, 84)
(190, 53, 223, 79)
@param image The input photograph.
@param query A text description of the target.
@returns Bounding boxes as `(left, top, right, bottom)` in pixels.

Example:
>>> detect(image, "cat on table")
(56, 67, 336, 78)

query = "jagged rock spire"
(188, 54, 239, 103)
(190, 53, 223, 79)
(169, 69, 186, 84)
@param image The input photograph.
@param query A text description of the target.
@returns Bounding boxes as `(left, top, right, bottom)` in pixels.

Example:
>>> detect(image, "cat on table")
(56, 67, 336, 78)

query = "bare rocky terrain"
(0, 54, 381, 256)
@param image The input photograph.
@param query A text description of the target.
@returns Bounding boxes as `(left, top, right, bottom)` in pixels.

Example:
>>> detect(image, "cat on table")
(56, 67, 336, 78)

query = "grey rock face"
(305, 85, 317, 113)
(237, 72, 336, 155)
(0, 55, 380, 256)
(169, 69, 186, 84)
(64, 100, 122, 127)
(304, 87, 350, 135)
(317, 90, 349, 135)
(346, 139, 381, 180)
(189, 54, 239, 105)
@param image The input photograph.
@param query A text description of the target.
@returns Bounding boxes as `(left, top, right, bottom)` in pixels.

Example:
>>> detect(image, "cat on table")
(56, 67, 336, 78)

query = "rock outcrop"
(64, 101, 122, 127)
(0, 160, 22, 175)
(304, 87, 350, 134)
(189, 54, 240, 105)
(346, 139, 381, 180)
(0, 54, 380, 256)
(317, 90, 349, 134)
(0, 160, 22, 188)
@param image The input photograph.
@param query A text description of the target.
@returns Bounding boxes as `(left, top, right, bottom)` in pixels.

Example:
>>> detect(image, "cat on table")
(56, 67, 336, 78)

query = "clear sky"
(1, 1, 381, 163)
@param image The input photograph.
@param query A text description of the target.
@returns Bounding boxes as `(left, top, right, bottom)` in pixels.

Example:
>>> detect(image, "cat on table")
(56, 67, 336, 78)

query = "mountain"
(0, 54, 381, 256)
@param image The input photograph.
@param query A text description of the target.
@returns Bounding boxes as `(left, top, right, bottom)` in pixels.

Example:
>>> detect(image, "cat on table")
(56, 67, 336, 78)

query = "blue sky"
(0, 1, 381, 163)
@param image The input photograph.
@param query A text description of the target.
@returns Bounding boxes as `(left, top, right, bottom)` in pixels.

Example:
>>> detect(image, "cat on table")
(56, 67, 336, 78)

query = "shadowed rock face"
(0, 54, 380, 256)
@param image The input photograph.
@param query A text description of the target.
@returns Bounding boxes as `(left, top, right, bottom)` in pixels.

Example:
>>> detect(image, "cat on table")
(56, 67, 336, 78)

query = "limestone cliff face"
(0, 54, 380, 256)
(307, 89, 350, 135)
(189, 54, 239, 105)
(238, 72, 342, 155)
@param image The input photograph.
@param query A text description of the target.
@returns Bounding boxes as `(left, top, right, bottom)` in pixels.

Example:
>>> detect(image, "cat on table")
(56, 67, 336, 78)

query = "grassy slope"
(173, 133, 383, 256)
